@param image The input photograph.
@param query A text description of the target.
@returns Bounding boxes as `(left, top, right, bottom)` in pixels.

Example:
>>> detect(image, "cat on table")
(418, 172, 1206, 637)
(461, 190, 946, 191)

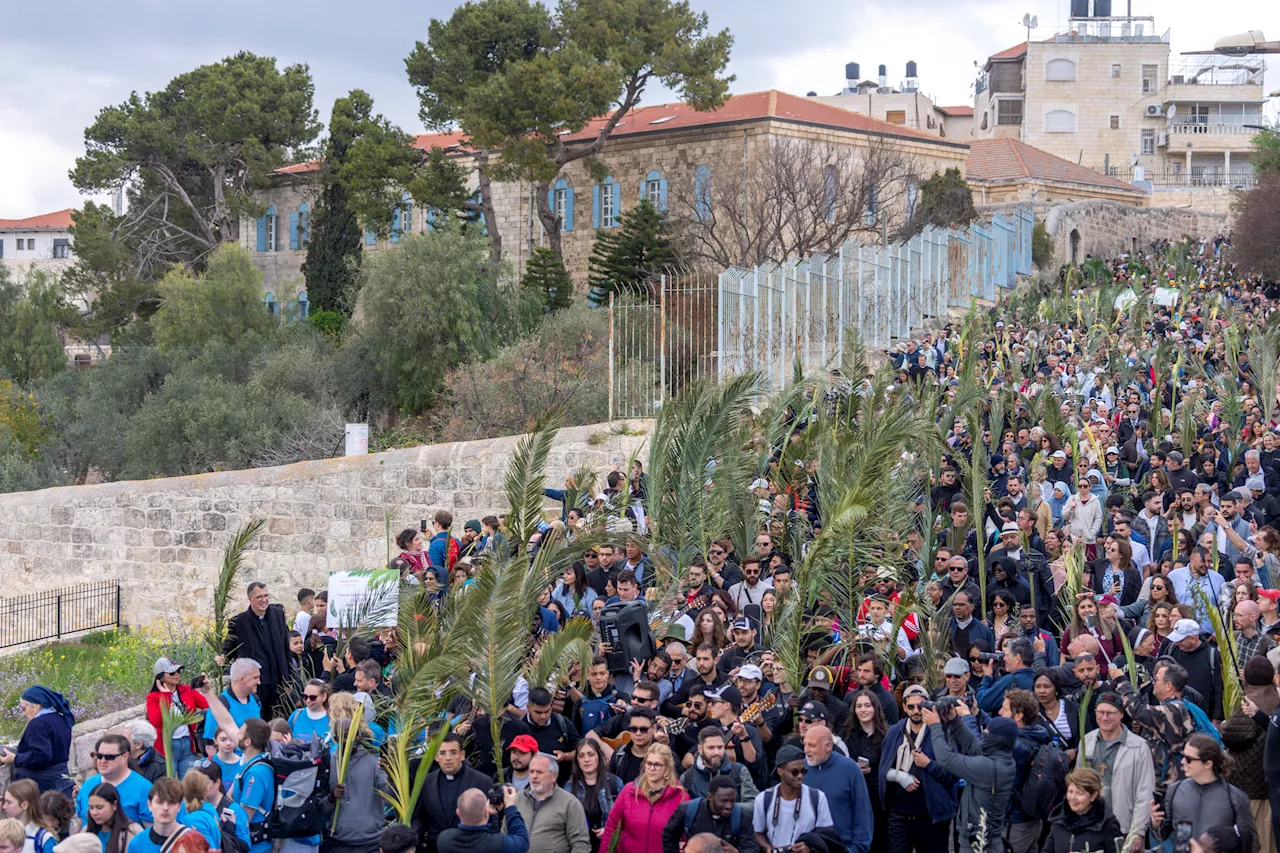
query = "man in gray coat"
(922, 703, 1017, 853)
(513, 753, 590, 853)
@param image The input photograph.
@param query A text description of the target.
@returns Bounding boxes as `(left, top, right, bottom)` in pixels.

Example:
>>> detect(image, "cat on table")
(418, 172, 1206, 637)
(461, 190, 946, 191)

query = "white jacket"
(1062, 493, 1103, 542)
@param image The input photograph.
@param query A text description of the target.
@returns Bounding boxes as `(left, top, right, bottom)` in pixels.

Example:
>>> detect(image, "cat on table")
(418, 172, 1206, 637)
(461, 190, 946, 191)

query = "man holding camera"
(922, 699, 1017, 853)
(436, 785, 528, 853)
(879, 685, 960, 853)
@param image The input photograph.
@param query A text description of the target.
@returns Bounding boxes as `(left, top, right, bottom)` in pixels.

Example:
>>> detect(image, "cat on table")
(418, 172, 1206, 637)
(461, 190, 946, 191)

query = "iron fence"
(0, 581, 121, 649)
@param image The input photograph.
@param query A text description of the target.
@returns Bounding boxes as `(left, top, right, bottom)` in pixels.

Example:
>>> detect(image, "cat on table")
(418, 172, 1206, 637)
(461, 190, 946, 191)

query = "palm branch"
(1192, 584, 1243, 717)
(504, 415, 563, 554)
(206, 517, 265, 690)
(1247, 327, 1280, 426)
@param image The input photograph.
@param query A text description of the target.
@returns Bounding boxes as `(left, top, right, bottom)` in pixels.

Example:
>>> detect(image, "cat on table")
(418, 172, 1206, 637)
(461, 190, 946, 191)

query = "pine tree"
(586, 199, 679, 306)
(522, 247, 575, 312)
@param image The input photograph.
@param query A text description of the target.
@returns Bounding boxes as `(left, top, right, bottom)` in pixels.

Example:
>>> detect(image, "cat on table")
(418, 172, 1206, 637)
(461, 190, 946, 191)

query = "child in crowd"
(1, 780, 58, 853)
(208, 730, 243, 788)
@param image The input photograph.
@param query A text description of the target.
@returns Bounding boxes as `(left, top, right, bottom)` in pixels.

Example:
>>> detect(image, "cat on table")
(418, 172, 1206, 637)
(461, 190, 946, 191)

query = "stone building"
(972, 6, 1265, 196)
(241, 89, 970, 292)
(967, 137, 1148, 206)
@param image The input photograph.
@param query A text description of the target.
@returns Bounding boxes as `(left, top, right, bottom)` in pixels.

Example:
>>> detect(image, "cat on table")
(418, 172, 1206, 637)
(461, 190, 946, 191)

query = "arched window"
(593, 176, 620, 229)
(1045, 109, 1077, 133)
(640, 169, 667, 211)
(264, 291, 277, 315)
(548, 178, 574, 232)
(1045, 59, 1077, 82)
(693, 165, 712, 222)
(297, 290, 309, 319)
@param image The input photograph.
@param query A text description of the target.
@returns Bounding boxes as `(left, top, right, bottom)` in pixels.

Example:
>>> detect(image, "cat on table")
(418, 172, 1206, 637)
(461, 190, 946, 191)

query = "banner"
(326, 569, 399, 629)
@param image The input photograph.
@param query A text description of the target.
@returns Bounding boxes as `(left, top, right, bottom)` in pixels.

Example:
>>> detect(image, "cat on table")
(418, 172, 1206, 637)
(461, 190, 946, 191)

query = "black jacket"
(1041, 798, 1124, 853)
(661, 798, 759, 853)
(437, 806, 529, 853)
(415, 761, 494, 850)
(131, 748, 167, 783)
(223, 603, 291, 688)
(1087, 561, 1143, 607)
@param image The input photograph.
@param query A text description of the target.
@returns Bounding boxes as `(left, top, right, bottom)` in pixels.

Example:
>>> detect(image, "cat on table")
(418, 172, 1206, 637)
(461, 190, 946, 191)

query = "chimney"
(878, 64, 888, 88)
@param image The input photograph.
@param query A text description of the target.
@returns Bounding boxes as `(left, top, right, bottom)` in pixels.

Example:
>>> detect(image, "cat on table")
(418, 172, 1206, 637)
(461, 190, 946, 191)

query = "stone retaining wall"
(0, 422, 652, 627)
(1044, 199, 1228, 264)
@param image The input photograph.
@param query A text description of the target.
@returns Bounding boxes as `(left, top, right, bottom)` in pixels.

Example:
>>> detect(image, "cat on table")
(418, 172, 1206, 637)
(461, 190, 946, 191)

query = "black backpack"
(1019, 741, 1070, 820)
(215, 798, 250, 853)
(234, 740, 331, 841)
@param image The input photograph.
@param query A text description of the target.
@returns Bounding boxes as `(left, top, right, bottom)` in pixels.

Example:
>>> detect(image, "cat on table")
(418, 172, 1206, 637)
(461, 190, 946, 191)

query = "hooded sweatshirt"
(927, 717, 1016, 853)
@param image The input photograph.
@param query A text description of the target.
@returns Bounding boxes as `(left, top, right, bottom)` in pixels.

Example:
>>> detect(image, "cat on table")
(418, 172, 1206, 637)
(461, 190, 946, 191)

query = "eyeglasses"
(93, 752, 124, 761)
(783, 766, 808, 776)
(629, 726, 653, 734)
(708, 549, 725, 556)
(644, 761, 666, 769)
(633, 694, 656, 705)
(904, 703, 924, 711)
(1182, 754, 1207, 764)
(944, 673, 965, 678)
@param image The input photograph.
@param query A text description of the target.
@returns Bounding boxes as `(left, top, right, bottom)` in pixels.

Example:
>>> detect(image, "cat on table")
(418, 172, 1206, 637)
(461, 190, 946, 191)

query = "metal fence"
(608, 272, 720, 420)
(0, 581, 121, 649)
(717, 206, 1033, 392)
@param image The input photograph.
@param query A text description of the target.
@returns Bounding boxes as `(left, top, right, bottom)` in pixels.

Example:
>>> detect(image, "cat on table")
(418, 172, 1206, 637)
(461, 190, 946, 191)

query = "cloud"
(1, 0, 1276, 218)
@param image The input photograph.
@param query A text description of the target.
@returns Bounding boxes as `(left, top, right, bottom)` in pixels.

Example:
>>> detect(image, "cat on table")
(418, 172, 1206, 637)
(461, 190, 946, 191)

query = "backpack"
(684, 798, 744, 837)
(578, 695, 615, 735)
(234, 740, 331, 841)
(1171, 699, 1224, 746)
(217, 798, 250, 853)
(1019, 741, 1071, 820)
(26, 828, 53, 853)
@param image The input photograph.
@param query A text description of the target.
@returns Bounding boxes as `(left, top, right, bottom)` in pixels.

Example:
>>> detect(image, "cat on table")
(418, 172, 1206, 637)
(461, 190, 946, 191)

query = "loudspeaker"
(598, 600, 656, 673)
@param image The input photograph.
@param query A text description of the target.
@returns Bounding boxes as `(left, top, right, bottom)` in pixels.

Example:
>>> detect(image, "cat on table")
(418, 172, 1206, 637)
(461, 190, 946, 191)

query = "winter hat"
(984, 717, 1018, 748)
(1244, 656, 1275, 687)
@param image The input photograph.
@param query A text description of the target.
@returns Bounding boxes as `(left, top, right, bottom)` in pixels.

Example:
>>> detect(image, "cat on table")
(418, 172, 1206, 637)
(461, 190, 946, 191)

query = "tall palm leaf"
(1248, 327, 1280, 426)
(504, 415, 563, 553)
(206, 517, 265, 690)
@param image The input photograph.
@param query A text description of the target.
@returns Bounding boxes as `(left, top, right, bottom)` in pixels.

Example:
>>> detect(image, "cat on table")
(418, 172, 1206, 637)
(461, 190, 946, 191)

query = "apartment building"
(809, 62, 974, 140)
(973, 6, 1265, 195)
(0, 209, 75, 275)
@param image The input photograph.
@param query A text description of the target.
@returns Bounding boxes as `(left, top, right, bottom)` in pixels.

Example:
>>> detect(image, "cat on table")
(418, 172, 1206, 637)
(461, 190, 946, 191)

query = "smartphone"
(1085, 614, 1099, 629)
(420, 519, 428, 533)
(856, 756, 869, 768)
(1174, 821, 1193, 853)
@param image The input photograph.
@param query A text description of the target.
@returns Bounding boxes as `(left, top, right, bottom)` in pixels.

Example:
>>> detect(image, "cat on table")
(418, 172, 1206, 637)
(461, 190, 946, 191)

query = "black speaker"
(598, 601, 656, 673)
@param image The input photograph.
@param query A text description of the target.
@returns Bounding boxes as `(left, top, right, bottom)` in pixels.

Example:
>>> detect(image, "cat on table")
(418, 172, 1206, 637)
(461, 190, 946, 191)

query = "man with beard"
(798, 667, 850, 736)
(679, 726, 759, 806)
(662, 776, 757, 853)
(705, 684, 764, 784)
(718, 619, 764, 677)
(501, 735, 538, 791)
(879, 685, 960, 853)
(587, 544, 620, 597)
(665, 644, 727, 717)
(735, 665, 785, 752)
(670, 685, 713, 764)
(523, 688, 580, 784)
(852, 653, 900, 725)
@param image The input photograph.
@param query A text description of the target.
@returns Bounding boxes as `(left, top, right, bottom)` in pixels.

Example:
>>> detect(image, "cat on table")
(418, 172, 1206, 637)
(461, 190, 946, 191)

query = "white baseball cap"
(1166, 618, 1201, 644)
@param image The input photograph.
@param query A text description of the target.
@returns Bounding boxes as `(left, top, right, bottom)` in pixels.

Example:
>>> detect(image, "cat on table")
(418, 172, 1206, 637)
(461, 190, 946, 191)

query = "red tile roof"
(937, 105, 975, 117)
(990, 41, 1028, 60)
(273, 131, 469, 176)
(967, 138, 1143, 193)
(0, 209, 75, 230)
(555, 90, 959, 146)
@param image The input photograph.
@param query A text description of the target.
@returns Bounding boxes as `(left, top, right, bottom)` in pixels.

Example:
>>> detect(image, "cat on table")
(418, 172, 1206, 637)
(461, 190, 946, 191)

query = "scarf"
(21, 686, 75, 728)
(894, 722, 927, 776)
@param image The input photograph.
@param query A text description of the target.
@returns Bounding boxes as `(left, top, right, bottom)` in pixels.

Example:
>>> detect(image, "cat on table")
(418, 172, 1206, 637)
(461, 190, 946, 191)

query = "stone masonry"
(0, 421, 652, 627)
(1044, 198, 1227, 265)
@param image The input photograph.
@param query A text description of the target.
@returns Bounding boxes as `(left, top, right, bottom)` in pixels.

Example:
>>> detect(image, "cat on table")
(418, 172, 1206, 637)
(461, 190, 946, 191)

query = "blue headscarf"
(21, 686, 75, 729)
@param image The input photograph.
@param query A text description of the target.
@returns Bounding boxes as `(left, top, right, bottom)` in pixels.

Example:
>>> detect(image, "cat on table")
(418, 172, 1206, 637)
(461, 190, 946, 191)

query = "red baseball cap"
(510, 735, 540, 754)
(1257, 589, 1280, 603)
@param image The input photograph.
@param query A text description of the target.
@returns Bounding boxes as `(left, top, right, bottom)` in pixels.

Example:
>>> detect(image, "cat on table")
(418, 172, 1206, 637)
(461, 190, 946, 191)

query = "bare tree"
(671, 135, 918, 270)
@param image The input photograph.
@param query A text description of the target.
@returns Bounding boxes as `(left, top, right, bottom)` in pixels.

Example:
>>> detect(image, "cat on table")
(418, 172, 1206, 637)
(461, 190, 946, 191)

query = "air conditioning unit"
(1157, 132, 1168, 147)
(1145, 104, 1163, 117)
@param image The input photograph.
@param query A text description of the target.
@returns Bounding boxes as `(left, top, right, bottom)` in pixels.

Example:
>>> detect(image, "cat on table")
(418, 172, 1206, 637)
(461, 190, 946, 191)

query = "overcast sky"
(2, 0, 1276, 218)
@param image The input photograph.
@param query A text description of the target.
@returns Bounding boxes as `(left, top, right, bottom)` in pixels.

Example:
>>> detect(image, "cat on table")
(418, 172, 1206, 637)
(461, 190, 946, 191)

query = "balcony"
(1164, 120, 1261, 151)
(1138, 170, 1255, 189)
(1166, 57, 1265, 104)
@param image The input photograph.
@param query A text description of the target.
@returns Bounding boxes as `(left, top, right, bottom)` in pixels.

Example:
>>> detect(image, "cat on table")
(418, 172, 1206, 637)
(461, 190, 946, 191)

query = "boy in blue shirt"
(77, 734, 154, 827)
(126, 778, 188, 853)
(229, 719, 275, 853)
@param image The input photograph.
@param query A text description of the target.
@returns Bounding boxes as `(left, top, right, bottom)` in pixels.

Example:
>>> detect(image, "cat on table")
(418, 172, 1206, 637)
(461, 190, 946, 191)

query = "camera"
(488, 784, 506, 807)
(974, 651, 1002, 663)
(920, 696, 962, 713)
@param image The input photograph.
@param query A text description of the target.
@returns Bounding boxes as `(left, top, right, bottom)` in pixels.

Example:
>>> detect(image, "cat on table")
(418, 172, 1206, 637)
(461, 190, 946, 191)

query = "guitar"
(600, 714, 692, 750)
(648, 595, 709, 632)
(738, 692, 778, 725)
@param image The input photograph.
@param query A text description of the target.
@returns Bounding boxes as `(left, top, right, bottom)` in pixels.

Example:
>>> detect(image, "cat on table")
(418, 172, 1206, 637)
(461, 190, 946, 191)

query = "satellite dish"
(1031, 15, 1039, 27)
(1022, 13, 1031, 26)
(1167, 104, 1177, 118)
(1130, 153, 1139, 166)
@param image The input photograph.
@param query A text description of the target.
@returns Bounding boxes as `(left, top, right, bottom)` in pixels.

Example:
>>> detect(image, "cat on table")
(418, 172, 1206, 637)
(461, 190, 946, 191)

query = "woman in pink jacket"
(600, 743, 688, 853)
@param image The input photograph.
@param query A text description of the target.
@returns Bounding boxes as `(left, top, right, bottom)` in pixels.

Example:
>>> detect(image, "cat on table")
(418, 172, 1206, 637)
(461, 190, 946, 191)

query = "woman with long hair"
(689, 609, 727, 653)
(988, 591, 1020, 646)
(600, 743, 687, 853)
(0, 780, 58, 853)
(552, 563, 599, 621)
(145, 660, 209, 780)
(563, 739, 623, 853)
(1063, 594, 1120, 666)
(81, 783, 142, 853)
(845, 689, 888, 853)
(0, 688, 75, 795)
(286, 680, 331, 744)
(1124, 573, 1179, 625)
(176, 771, 222, 852)
(1091, 536, 1141, 606)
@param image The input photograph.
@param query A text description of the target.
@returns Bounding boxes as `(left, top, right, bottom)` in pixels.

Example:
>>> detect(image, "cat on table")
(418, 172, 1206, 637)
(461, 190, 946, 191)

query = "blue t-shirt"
(178, 802, 223, 851)
(210, 754, 244, 787)
(231, 756, 275, 853)
(203, 691, 262, 746)
(126, 828, 193, 853)
(286, 709, 330, 744)
(78, 772, 154, 826)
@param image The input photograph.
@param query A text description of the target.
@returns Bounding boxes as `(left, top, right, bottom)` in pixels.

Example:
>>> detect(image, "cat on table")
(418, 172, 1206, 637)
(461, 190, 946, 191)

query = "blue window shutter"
(365, 228, 376, 246)
(658, 179, 668, 212)
(547, 187, 556, 219)
(565, 187, 575, 232)
(611, 181, 621, 227)
(426, 208, 436, 231)
(639, 179, 646, 202)
(592, 185, 601, 229)
(288, 212, 300, 250)
(256, 216, 267, 251)
(299, 202, 310, 245)
(390, 207, 401, 243)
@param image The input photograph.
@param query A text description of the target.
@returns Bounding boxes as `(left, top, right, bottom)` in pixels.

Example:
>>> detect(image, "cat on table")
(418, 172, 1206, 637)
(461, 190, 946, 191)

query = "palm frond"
(1192, 584, 1243, 717)
(1248, 327, 1280, 426)
(504, 415, 563, 553)
(207, 517, 265, 689)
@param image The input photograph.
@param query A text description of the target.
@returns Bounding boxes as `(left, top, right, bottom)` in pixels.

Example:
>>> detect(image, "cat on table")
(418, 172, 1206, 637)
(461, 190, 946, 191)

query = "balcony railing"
(1168, 58, 1266, 87)
(1167, 121, 1256, 135)
(1135, 170, 1256, 189)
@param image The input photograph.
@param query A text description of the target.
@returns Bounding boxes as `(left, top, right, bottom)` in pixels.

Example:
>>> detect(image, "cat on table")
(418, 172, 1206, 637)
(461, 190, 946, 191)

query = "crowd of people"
(4, 235, 1280, 853)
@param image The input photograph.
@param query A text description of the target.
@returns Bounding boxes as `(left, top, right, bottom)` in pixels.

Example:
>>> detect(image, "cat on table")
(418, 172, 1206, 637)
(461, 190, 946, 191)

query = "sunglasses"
(629, 726, 653, 734)
(93, 752, 125, 761)
(708, 549, 725, 555)
(584, 552, 598, 558)
(304, 694, 324, 702)
(783, 765, 808, 775)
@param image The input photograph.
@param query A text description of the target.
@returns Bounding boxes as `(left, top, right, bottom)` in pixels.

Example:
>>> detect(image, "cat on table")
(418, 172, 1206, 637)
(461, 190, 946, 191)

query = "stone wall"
(1044, 199, 1228, 264)
(0, 422, 652, 627)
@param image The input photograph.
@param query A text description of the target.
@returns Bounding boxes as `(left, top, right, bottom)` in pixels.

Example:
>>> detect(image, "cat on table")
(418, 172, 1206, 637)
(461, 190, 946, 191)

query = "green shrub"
(1032, 219, 1054, 269)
